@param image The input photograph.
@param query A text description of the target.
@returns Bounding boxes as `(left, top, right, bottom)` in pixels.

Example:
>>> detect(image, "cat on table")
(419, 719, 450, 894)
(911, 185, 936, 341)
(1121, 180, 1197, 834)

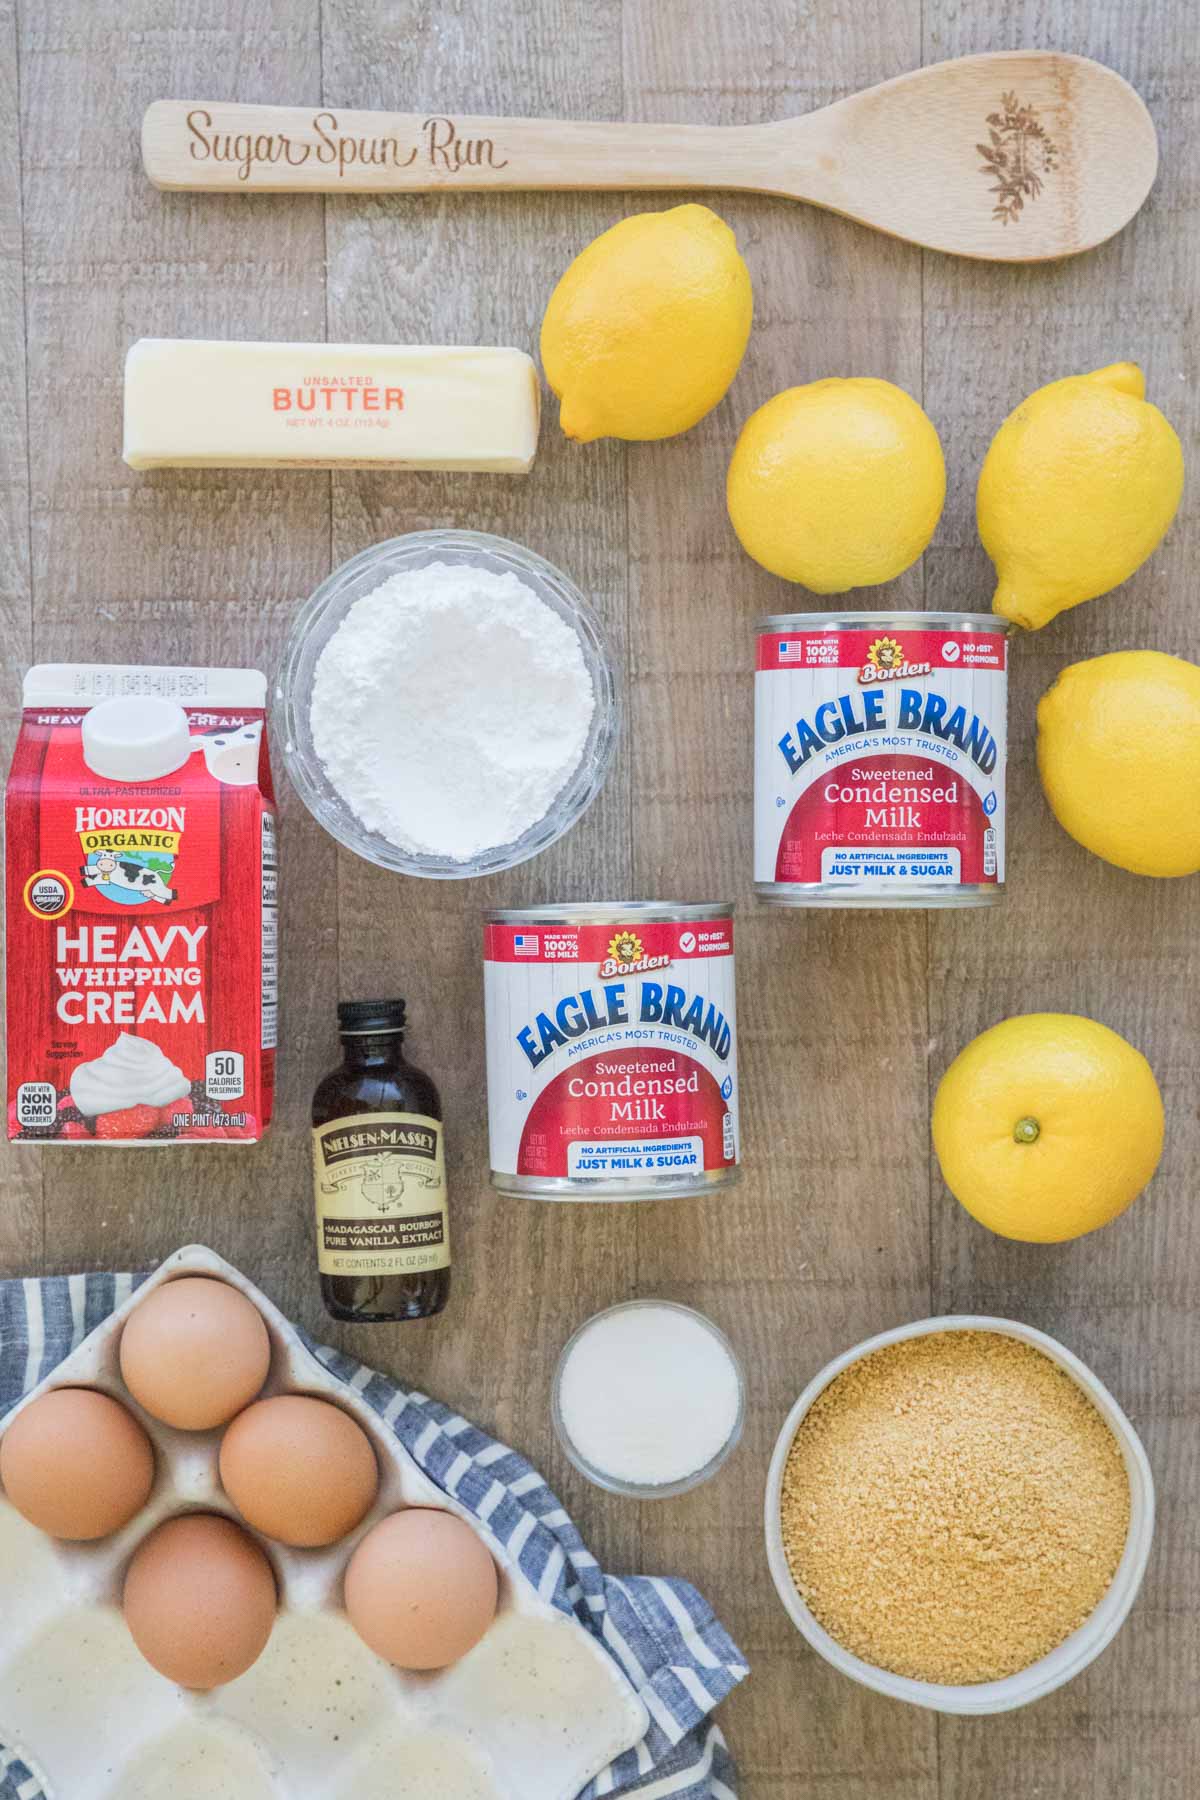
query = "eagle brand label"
(313, 1111, 450, 1276)
(755, 620, 1008, 904)
(484, 909, 739, 1198)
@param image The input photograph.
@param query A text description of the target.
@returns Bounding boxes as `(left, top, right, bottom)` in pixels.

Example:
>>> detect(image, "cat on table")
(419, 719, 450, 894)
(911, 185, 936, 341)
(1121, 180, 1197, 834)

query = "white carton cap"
(81, 695, 194, 782)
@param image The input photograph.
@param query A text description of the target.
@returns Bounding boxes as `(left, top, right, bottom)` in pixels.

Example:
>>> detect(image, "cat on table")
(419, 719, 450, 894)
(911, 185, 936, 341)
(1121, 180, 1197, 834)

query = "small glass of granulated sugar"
(552, 1301, 745, 1498)
(278, 531, 619, 877)
(779, 1329, 1132, 1687)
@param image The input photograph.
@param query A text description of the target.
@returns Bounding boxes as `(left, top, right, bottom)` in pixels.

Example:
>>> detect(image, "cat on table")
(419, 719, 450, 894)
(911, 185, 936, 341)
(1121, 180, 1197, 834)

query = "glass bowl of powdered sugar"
(276, 530, 620, 877)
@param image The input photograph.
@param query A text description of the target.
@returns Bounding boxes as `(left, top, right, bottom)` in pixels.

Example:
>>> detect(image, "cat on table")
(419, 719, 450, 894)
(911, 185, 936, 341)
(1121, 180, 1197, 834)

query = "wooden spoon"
(142, 51, 1156, 262)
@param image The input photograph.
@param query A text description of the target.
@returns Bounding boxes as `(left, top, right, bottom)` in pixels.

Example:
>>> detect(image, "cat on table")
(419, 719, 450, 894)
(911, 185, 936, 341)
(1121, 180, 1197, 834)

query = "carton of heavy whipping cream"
(5, 665, 277, 1144)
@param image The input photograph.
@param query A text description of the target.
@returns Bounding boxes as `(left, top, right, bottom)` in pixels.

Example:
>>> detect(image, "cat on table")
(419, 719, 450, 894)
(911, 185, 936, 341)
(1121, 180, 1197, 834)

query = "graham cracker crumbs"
(779, 1330, 1131, 1686)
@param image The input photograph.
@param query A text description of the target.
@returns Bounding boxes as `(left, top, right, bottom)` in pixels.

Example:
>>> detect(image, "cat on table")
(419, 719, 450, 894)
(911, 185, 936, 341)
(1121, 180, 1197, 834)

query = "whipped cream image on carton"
(5, 665, 277, 1144)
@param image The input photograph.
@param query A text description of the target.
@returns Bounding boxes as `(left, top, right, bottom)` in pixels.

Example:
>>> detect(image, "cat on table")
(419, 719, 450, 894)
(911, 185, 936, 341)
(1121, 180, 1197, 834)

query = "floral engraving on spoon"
(977, 92, 1059, 224)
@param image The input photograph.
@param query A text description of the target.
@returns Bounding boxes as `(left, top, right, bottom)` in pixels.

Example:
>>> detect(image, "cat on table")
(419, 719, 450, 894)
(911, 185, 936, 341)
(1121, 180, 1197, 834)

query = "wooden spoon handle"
(142, 101, 769, 195)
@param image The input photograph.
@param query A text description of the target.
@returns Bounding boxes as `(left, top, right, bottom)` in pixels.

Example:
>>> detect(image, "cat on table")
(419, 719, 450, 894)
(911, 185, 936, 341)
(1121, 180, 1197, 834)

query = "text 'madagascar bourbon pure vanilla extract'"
(311, 999, 450, 1322)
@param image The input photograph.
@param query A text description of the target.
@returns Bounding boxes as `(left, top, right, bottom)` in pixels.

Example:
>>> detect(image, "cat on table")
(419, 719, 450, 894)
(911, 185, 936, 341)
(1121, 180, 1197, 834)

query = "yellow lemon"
(979, 362, 1184, 630)
(540, 204, 752, 443)
(1037, 650, 1200, 876)
(932, 1013, 1164, 1243)
(725, 378, 945, 592)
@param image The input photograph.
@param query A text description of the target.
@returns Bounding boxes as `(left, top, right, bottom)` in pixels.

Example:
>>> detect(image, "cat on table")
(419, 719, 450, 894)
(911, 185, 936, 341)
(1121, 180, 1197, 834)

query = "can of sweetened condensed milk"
(755, 613, 1008, 908)
(483, 904, 740, 1200)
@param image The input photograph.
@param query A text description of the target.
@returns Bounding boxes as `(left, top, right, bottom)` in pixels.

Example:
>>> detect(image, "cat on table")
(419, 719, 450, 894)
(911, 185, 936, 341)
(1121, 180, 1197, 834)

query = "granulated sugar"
(780, 1331, 1130, 1685)
(310, 561, 595, 861)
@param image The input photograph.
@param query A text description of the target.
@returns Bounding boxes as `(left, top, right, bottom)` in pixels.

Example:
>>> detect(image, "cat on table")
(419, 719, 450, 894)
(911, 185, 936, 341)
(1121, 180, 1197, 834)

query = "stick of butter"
(123, 338, 540, 472)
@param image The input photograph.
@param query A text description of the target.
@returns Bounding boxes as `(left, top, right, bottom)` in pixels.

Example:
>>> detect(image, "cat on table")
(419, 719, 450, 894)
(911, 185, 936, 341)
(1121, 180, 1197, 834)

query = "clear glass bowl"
(275, 530, 621, 878)
(552, 1300, 746, 1500)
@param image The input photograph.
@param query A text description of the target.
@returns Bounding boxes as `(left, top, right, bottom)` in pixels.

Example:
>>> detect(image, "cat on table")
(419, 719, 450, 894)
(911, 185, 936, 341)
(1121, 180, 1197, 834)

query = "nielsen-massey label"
(312, 1111, 449, 1277)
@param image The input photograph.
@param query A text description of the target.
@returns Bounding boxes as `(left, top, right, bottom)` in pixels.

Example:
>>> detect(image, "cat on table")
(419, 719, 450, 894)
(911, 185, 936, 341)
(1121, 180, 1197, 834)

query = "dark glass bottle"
(311, 999, 451, 1323)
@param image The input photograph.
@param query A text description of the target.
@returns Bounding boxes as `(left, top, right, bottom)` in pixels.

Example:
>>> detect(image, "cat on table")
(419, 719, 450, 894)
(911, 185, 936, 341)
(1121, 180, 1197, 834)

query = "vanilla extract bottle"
(312, 999, 451, 1323)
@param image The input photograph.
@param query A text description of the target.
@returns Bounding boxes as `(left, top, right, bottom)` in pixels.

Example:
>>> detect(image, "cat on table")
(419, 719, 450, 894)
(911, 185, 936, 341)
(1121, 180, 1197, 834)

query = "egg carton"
(0, 1245, 648, 1800)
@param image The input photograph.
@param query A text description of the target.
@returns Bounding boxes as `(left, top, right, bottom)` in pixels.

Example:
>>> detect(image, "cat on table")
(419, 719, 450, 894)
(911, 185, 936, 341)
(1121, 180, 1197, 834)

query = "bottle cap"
(338, 998, 407, 1035)
(81, 696, 194, 783)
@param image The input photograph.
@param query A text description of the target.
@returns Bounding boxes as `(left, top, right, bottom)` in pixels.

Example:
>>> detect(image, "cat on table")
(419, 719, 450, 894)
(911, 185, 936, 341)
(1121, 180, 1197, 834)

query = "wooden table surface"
(1, 3, 1196, 1795)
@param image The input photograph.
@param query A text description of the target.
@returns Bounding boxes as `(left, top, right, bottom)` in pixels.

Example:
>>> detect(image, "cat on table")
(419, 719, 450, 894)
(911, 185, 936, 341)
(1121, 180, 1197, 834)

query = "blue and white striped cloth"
(0, 1272, 747, 1800)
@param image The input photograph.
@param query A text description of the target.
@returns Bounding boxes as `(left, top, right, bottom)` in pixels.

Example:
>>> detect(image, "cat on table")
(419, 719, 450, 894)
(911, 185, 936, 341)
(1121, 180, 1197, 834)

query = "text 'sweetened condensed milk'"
(755, 615, 1009, 908)
(484, 905, 739, 1201)
(5, 664, 277, 1145)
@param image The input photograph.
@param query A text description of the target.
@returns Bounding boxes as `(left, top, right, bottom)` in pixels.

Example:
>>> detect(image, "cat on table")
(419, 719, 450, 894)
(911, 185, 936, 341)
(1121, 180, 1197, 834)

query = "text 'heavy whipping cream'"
(755, 614, 1009, 908)
(483, 905, 739, 1201)
(5, 665, 277, 1144)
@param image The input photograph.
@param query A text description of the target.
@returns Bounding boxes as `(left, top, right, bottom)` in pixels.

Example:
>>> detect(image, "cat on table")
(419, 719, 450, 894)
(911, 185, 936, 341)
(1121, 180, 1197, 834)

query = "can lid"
(754, 610, 1009, 636)
(338, 998, 407, 1034)
(81, 695, 194, 782)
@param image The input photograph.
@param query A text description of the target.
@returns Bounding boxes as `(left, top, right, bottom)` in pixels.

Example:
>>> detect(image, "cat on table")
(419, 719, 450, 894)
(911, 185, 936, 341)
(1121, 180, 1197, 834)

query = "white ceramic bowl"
(276, 529, 621, 878)
(764, 1315, 1154, 1715)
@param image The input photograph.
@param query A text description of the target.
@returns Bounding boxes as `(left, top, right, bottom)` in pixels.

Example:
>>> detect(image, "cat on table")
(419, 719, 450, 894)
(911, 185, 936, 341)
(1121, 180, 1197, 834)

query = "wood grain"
(13, 0, 332, 1328)
(316, 0, 641, 1581)
(921, 7, 1200, 1797)
(619, 5, 939, 1790)
(0, 0, 40, 1274)
(1, 3, 1197, 1796)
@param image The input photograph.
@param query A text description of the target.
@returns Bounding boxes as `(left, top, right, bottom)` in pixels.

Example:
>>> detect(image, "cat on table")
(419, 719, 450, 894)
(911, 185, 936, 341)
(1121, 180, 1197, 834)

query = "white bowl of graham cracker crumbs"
(764, 1317, 1154, 1715)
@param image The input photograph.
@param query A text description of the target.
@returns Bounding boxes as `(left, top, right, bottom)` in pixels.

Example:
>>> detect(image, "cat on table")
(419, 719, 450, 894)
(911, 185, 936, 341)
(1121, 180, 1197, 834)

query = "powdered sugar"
(309, 561, 596, 862)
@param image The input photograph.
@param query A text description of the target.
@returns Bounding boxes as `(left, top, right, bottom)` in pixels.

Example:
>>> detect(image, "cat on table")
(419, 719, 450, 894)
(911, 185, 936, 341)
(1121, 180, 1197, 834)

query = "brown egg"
(119, 1277, 271, 1431)
(218, 1394, 378, 1548)
(344, 1509, 499, 1670)
(0, 1387, 154, 1540)
(123, 1512, 277, 1689)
